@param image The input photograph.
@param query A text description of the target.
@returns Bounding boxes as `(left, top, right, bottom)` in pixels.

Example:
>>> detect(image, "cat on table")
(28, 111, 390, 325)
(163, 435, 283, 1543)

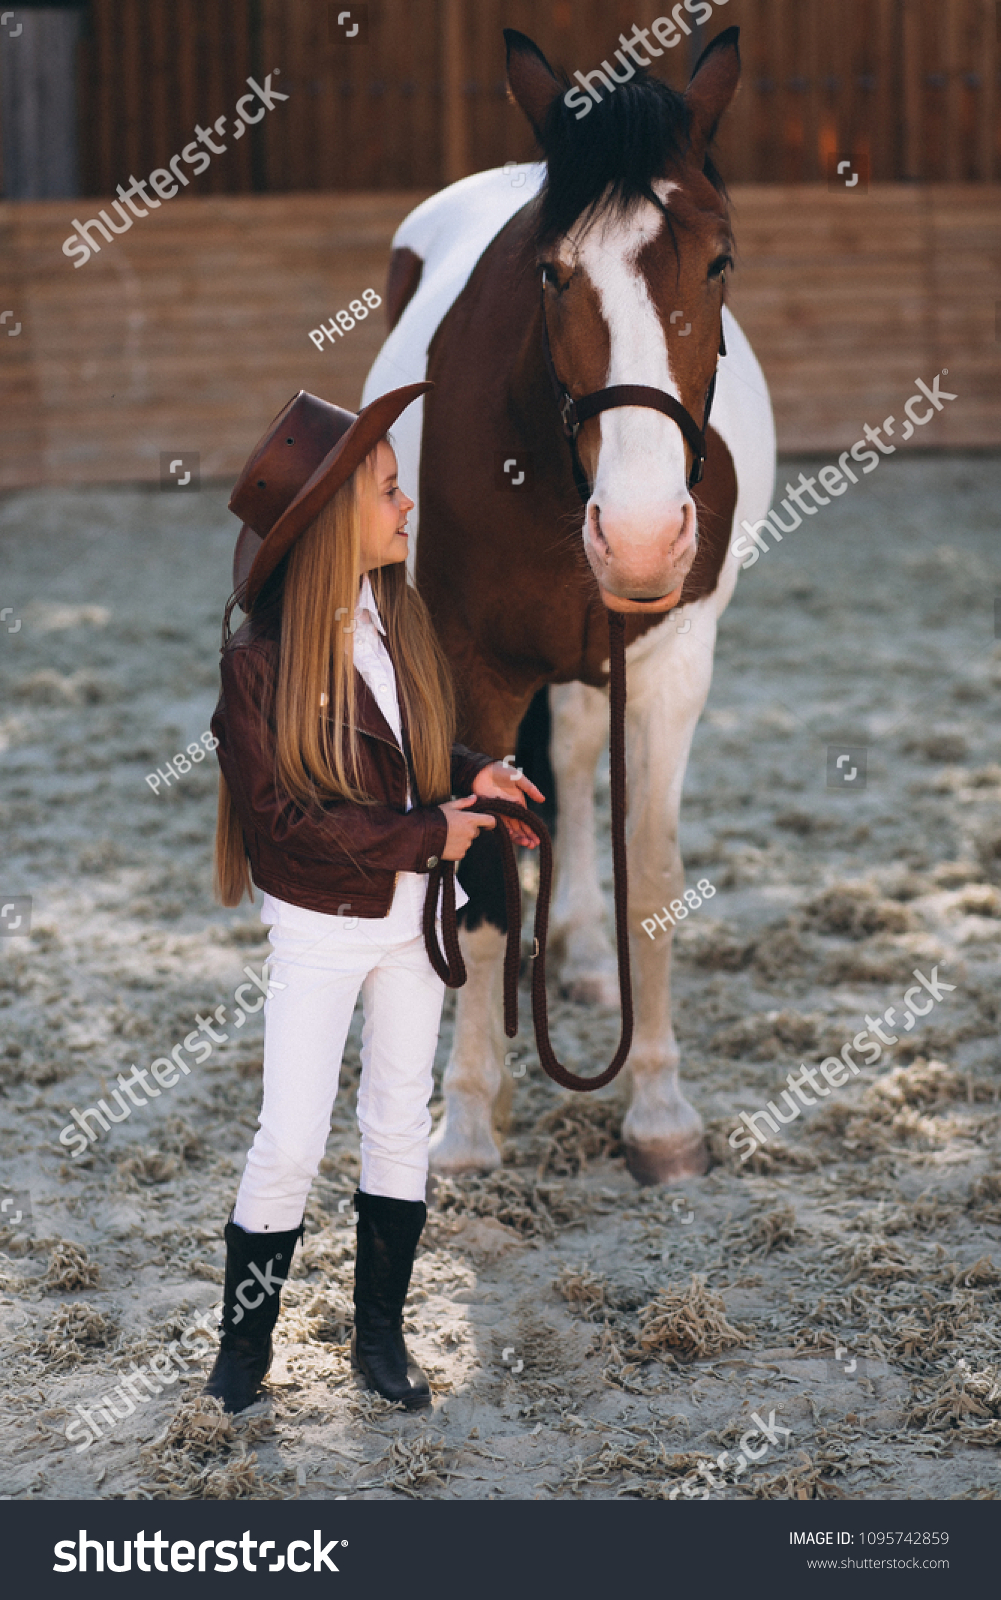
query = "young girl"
(207, 382, 540, 1415)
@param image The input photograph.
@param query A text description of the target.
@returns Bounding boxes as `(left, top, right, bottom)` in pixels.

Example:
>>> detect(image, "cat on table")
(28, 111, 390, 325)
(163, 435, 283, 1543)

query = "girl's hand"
(440, 795, 496, 861)
(471, 760, 545, 849)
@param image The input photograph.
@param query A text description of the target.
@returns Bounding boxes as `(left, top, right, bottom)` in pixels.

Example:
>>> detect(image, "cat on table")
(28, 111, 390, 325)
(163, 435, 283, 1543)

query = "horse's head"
(506, 26, 740, 614)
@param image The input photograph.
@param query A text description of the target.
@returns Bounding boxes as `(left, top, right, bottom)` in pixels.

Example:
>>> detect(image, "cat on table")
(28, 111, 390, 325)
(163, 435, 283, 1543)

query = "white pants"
(232, 893, 446, 1232)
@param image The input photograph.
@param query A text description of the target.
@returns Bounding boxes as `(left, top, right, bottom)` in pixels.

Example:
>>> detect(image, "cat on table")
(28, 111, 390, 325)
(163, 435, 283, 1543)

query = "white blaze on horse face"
(577, 180, 696, 601)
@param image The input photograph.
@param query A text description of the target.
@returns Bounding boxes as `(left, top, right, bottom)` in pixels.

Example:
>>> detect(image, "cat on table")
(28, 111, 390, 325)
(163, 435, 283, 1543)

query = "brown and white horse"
(361, 27, 776, 1184)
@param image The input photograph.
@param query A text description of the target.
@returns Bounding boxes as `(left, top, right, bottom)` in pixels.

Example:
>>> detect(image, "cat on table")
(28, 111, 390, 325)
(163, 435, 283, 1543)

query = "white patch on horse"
(577, 180, 691, 518)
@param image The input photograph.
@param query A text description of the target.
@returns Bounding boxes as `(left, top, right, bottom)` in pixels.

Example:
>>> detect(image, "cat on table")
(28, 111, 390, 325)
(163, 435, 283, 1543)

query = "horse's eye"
(541, 263, 558, 289)
(709, 253, 733, 282)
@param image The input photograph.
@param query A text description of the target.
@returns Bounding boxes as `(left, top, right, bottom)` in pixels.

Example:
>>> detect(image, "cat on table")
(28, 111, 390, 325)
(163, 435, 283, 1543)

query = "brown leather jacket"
(211, 615, 494, 917)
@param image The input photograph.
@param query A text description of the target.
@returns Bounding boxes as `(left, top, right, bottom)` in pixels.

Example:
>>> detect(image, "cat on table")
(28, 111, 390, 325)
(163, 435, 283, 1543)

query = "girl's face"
(358, 440, 414, 575)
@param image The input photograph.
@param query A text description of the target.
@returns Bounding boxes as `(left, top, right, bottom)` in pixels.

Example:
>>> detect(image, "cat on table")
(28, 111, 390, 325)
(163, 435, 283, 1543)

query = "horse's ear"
(504, 28, 563, 140)
(684, 26, 741, 164)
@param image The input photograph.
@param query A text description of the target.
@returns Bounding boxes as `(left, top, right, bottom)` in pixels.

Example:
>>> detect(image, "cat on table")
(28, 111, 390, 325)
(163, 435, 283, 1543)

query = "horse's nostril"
(591, 504, 610, 556)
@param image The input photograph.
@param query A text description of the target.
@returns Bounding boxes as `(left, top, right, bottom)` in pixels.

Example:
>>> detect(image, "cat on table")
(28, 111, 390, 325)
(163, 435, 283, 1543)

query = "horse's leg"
(428, 673, 523, 1176)
(428, 919, 508, 1174)
(620, 602, 717, 1184)
(549, 681, 619, 1005)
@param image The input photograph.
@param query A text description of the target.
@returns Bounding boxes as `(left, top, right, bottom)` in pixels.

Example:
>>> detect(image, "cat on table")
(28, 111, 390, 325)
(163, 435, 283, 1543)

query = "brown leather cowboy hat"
(229, 381, 432, 609)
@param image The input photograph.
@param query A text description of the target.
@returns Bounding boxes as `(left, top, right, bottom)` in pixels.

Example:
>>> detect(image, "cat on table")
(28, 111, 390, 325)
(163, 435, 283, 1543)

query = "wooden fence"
(1, 184, 997, 490)
(55, 0, 1001, 196)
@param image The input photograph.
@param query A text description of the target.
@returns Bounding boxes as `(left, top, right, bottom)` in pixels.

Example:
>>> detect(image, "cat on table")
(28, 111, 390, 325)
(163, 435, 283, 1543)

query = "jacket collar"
(353, 668, 399, 748)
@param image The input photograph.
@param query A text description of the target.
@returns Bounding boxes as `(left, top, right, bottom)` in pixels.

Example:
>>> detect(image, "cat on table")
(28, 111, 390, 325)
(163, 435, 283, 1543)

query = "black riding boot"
(351, 1189, 431, 1410)
(204, 1215, 303, 1414)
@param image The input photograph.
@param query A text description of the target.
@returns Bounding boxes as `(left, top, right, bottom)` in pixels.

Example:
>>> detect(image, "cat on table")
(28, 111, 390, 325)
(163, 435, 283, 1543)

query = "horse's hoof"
(429, 1108, 502, 1176)
(624, 1132, 709, 1186)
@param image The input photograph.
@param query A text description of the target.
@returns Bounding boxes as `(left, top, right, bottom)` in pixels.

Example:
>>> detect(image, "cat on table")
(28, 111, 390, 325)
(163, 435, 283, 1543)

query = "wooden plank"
(442, 0, 469, 184)
(1, 186, 998, 489)
(68, 0, 1001, 194)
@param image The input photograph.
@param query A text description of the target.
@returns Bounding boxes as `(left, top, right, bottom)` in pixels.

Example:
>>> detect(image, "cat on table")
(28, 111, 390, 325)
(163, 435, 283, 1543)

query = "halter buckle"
(559, 391, 580, 442)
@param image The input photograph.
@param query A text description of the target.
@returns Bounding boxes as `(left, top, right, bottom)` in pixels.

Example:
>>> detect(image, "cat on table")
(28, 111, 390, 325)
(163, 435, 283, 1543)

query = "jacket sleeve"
(215, 641, 448, 874)
(451, 743, 495, 795)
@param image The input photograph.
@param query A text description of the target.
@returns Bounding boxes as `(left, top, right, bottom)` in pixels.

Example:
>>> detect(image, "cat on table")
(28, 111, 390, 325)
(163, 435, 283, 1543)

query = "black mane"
(536, 69, 727, 247)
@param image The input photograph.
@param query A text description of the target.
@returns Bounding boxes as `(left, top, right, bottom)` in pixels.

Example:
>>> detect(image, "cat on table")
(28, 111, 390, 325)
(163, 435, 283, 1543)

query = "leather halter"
(540, 283, 726, 503)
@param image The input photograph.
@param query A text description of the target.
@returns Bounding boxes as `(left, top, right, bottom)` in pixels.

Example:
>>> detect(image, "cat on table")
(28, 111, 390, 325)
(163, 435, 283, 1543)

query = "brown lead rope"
(423, 611, 633, 1093)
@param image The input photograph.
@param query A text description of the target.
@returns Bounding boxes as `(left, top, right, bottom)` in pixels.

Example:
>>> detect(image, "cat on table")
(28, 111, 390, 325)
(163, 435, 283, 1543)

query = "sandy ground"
(1, 454, 999, 1504)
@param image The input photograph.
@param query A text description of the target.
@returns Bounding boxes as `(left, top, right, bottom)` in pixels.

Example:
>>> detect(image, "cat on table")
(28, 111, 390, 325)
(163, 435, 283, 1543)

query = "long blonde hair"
(214, 441, 455, 905)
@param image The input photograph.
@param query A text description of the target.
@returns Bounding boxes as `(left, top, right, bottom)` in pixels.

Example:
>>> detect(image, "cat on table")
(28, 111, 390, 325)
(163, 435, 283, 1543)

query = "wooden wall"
(1, 184, 997, 491)
(65, 0, 1000, 196)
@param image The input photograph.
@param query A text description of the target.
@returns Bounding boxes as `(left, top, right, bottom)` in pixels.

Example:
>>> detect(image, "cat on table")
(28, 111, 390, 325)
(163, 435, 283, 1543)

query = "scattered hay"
(36, 1301, 117, 1367)
(903, 731, 969, 763)
(887, 1286, 990, 1363)
(850, 1193, 960, 1235)
(821, 941, 935, 986)
(116, 1149, 183, 1185)
(133, 1394, 274, 1500)
(804, 883, 915, 939)
(11, 669, 114, 705)
(751, 925, 817, 985)
(298, 1226, 354, 1279)
(832, 1233, 917, 1285)
(907, 1362, 1001, 1444)
(749, 1455, 848, 1500)
(865, 1059, 986, 1112)
(956, 884, 1001, 918)
(555, 1264, 611, 1321)
(805, 1067, 974, 1159)
(676, 920, 755, 972)
(951, 1256, 1000, 1289)
(968, 1173, 1001, 1223)
(725, 1205, 801, 1260)
(432, 1170, 578, 1239)
(705, 1119, 818, 1176)
(562, 1438, 703, 1498)
(637, 1277, 749, 1360)
(115, 1116, 205, 1187)
(304, 1288, 354, 1345)
(42, 1240, 100, 1292)
(360, 1433, 449, 1498)
(534, 1096, 623, 1177)
(711, 1009, 819, 1061)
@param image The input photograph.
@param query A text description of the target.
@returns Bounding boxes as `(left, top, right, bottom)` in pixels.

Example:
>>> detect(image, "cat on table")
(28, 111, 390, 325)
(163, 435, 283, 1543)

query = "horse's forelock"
(536, 72, 726, 250)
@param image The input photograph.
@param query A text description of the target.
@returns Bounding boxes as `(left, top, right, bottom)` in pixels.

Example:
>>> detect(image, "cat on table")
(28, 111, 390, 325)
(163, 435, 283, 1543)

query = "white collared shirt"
(351, 573, 468, 927)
